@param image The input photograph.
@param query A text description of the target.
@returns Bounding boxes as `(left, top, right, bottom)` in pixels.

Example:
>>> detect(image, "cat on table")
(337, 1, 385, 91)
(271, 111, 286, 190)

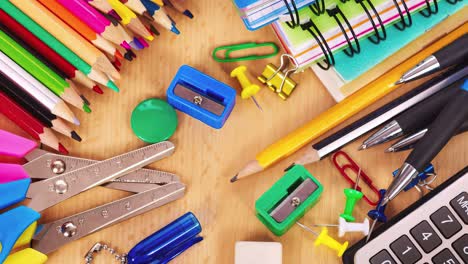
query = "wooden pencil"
(0, 90, 68, 154)
(165, 0, 194, 18)
(10, 0, 120, 80)
(0, 1, 119, 92)
(0, 17, 103, 95)
(85, 0, 122, 21)
(0, 52, 79, 125)
(0, 74, 81, 141)
(0, 28, 90, 112)
(38, 0, 123, 60)
(140, 0, 180, 34)
(110, 0, 154, 40)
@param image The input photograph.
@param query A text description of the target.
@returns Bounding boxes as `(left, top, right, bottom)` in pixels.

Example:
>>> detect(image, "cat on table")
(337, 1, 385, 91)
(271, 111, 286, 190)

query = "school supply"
(231, 65, 263, 110)
(387, 121, 468, 153)
(167, 65, 237, 129)
(0, 0, 119, 91)
(383, 78, 468, 207)
(366, 189, 388, 243)
(361, 78, 463, 150)
(331, 151, 381, 206)
(131, 98, 178, 143)
(315, 217, 370, 237)
(343, 166, 468, 264)
(213, 42, 279, 62)
(107, 0, 154, 41)
(233, 24, 466, 182)
(0, 137, 185, 263)
(258, 54, 298, 100)
(140, 0, 181, 35)
(232, 0, 315, 31)
(398, 34, 468, 84)
(0, 52, 79, 125)
(0, 29, 89, 112)
(341, 169, 363, 222)
(164, 0, 194, 18)
(296, 223, 349, 257)
(10, 0, 121, 80)
(392, 164, 436, 193)
(255, 165, 323, 236)
(0, 73, 80, 141)
(235, 242, 282, 264)
(292, 65, 468, 167)
(85, 212, 202, 264)
(86, 0, 121, 21)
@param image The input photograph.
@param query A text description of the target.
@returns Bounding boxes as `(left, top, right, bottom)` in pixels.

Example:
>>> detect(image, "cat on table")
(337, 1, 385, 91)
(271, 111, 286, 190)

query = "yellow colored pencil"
(108, 0, 154, 41)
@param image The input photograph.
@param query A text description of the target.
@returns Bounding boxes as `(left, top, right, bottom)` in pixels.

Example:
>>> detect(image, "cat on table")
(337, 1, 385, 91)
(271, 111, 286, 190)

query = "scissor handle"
(0, 179, 30, 209)
(0, 129, 37, 158)
(0, 163, 30, 184)
(4, 248, 47, 264)
(0, 206, 40, 263)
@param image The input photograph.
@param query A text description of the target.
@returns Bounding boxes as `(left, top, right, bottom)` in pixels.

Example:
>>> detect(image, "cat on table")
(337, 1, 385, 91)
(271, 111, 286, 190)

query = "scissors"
(0, 129, 186, 263)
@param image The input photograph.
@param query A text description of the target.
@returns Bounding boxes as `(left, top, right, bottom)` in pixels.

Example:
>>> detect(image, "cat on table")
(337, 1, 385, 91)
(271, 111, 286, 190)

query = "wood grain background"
(0, 2, 466, 263)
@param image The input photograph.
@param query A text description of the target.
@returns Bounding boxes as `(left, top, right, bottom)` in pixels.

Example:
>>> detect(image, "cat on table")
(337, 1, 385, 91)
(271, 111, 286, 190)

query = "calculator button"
(431, 248, 460, 264)
(450, 192, 468, 224)
(430, 206, 462, 238)
(389, 235, 422, 264)
(409, 220, 442, 253)
(369, 249, 397, 264)
(452, 234, 468, 263)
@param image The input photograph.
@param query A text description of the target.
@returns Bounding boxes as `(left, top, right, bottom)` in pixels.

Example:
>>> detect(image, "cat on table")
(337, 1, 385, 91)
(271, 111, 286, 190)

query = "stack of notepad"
(271, 0, 465, 101)
(233, 0, 316, 30)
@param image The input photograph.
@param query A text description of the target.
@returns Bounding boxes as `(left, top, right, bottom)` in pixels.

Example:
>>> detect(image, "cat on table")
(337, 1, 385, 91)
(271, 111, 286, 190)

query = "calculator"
(343, 166, 468, 264)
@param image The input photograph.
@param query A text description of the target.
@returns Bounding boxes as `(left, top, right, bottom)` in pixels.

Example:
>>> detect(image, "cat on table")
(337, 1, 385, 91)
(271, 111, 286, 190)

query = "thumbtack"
(296, 222, 349, 257)
(230, 65, 262, 111)
(340, 168, 363, 222)
(315, 217, 369, 237)
(366, 189, 388, 242)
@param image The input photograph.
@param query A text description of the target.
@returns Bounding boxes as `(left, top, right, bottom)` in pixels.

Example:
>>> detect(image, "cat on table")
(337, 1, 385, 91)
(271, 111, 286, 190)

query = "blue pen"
(140, 0, 181, 35)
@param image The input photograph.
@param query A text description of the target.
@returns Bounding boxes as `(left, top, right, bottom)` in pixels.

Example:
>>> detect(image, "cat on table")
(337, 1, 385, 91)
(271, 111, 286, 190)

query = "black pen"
(396, 34, 468, 84)
(382, 78, 468, 206)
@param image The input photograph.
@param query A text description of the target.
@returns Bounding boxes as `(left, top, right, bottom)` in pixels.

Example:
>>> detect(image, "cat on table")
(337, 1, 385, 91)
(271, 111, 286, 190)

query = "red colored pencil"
(0, 90, 68, 154)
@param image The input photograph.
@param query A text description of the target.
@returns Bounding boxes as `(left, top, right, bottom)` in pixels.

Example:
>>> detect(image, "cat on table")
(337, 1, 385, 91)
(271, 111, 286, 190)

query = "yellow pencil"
(10, 0, 120, 80)
(108, 0, 154, 41)
(232, 23, 468, 182)
(152, 0, 164, 6)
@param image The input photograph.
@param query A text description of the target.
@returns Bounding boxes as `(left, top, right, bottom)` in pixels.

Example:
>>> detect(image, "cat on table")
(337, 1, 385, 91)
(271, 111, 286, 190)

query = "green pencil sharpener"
(255, 165, 323, 236)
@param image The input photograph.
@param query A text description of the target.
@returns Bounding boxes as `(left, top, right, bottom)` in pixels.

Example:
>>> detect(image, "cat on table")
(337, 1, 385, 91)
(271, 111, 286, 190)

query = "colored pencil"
(57, 0, 132, 50)
(0, 13, 103, 95)
(38, 0, 123, 61)
(108, 0, 154, 41)
(232, 23, 468, 182)
(140, 0, 180, 34)
(0, 90, 68, 154)
(0, 52, 79, 125)
(164, 0, 194, 19)
(85, 0, 122, 21)
(0, 73, 81, 141)
(0, 29, 90, 113)
(10, 0, 120, 80)
(0, 1, 119, 92)
(152, 0, 165, 6)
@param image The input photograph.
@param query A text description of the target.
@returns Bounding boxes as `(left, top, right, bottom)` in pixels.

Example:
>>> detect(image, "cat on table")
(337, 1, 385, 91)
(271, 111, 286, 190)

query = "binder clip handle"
(264, 54, 298, 93)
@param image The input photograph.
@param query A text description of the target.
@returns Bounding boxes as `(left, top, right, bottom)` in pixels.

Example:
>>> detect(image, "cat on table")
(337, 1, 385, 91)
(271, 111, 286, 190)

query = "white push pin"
(315, 217, 370, 237)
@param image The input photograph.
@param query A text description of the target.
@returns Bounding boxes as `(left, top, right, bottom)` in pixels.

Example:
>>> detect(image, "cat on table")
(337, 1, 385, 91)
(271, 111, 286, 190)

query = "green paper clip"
(212, 42, 279, 62)
(255, 165, 323, 236)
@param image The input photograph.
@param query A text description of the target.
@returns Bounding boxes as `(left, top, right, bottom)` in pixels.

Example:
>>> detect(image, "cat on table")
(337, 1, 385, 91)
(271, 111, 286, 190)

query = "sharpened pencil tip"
(394, 79, 404, 85)
(183, 10, 194, 19)
(73, 117, 80, 126)
(107, 80, 120, 92)
(385, 147, 394, 153)
(115, 50, 124, 61)
(284, 163, 295, 172)
(171, 25, 180, 35)
(71, 131, 82, 142)
(81, 95, 91, 106)
(83, 104, 92, 113)
(93, 85, 104, 94)
(358, 144, 366, 151)
(230, 174, 238, 183)
(58, 143, 69, 155)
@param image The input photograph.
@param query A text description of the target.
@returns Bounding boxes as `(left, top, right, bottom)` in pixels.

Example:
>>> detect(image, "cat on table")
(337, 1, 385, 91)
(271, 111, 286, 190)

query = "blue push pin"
(366, 189, 388, 242)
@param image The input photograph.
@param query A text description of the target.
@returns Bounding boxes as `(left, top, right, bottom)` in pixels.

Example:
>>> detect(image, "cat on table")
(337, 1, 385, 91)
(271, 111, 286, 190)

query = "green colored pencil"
(0, 1, 119, 92)
(0, 29, 90, 112)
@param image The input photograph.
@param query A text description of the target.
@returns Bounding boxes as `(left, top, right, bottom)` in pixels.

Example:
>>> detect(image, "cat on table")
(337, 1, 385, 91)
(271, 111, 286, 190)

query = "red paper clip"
(331, 151, 381, 206)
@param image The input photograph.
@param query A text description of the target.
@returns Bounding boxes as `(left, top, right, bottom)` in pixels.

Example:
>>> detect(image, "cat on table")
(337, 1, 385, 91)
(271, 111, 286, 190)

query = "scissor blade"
(31, 182, 185, 255)
(27, 142, 175, 212)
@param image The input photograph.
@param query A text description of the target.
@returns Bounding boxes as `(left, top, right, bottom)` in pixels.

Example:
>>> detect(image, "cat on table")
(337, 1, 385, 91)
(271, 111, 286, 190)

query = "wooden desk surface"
(0, 2, 466, 263)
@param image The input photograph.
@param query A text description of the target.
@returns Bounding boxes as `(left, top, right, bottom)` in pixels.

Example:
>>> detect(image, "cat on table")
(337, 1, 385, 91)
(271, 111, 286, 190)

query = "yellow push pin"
(296, 222, 349, 257)
(230, 65, 262, 111)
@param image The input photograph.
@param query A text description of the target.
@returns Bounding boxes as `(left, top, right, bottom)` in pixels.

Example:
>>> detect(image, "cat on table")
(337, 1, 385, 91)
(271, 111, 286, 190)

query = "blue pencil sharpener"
(167, 65, 236, 129)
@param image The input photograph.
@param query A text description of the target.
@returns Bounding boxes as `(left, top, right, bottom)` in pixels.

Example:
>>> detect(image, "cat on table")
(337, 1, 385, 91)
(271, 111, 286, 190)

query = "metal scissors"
(0, 129, 185, 263)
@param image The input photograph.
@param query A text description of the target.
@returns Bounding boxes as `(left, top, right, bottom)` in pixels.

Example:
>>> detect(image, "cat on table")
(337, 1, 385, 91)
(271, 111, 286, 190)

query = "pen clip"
(212, 42, 279, 62)
(331, 151, 381, 206)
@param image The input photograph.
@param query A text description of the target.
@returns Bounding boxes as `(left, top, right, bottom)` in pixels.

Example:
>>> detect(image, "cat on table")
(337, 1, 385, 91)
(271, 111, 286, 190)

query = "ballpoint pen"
(396, 34, 468, 84)
(381, 78, 468, 206)
(386, 119, 468, 152)
(359, 78, 463, 150)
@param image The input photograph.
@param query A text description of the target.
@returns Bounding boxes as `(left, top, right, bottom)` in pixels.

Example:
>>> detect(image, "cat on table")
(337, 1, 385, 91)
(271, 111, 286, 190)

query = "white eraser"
(235, 241, 282, 264)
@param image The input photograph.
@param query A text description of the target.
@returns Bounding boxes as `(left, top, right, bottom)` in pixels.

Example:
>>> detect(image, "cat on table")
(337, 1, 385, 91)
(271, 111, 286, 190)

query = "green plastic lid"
(131, 98, 178, 143)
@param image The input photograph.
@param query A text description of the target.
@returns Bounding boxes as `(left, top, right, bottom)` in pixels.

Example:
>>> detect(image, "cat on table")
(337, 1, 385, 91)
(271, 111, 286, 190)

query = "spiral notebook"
(271, 0, 466, 101)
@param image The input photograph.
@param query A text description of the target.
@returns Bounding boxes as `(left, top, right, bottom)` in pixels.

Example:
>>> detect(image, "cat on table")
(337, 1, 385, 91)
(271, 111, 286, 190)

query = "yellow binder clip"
(258, 54, 298, 100)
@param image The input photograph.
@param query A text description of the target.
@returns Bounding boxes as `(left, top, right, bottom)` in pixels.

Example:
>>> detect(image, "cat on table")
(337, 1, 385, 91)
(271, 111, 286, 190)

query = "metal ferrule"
(399, 55, 440, 83)
(362, 120, 403, 149)
(384, 163, 419, 204)
(386, 128, 428, 152)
